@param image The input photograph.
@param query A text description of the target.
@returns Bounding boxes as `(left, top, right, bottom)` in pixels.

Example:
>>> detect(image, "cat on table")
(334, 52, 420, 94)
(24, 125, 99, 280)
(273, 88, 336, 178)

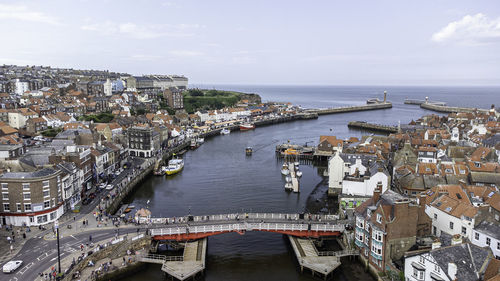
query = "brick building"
(354, 185, 431, 272)
(26, 117, 48, 134)
(164, 88, 184, 109)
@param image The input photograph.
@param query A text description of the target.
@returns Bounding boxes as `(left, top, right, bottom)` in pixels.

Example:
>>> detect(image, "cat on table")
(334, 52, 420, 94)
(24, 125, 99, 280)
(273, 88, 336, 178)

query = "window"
(461, 227, 467, 235)
(1, 183, 7, 190)
(434, 214, 437, 219)
(43, 190, 50, 197)
(23, 193, 31, 200)
(475, 232, 480, 240)
(22, 183, 30, 190)
(419, 256, 425, 264)
(24, 204, 31, 211)
(434, 264, 440, 273)
(42, 180, 49, 188)
(449, 222, 454, 229)
(16, 203, 21, 212)
(50, 212, 56, 220)
(376, 214, 382, 223)
(487, 237, 491, 246)
(2, 192, 8, 200)
(44, 201, 50, 208)
(497, 242, 500, 250)
(3, 203, 9, 211)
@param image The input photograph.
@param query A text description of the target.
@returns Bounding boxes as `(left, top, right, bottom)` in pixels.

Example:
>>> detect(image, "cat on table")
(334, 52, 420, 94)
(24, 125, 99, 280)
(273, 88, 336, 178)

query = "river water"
(123, 86, 499, 281)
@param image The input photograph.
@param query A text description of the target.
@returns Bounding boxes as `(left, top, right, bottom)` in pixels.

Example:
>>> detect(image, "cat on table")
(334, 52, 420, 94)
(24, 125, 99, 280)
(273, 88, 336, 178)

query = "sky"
(0, 0, 500, 86)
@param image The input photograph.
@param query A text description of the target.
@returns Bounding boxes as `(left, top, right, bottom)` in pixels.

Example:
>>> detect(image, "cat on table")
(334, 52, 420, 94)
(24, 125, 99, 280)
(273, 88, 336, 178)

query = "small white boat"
(281, 163, 289, 175)
(220, 128, 230, 135)
(197, 138, 205, 144)
(285, 176, 292, 183)
(294, 161, 299, 167)
(285, 182, 293, 190)
(296, 171, 303, 177)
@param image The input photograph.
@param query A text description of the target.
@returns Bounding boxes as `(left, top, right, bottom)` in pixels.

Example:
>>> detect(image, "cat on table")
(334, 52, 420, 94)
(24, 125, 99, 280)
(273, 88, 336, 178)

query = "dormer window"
(474, 162, 481, 168)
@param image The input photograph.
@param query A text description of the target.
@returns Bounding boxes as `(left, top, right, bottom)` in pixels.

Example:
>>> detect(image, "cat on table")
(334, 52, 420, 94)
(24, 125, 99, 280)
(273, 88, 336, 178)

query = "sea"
(123, 85, 500, 281)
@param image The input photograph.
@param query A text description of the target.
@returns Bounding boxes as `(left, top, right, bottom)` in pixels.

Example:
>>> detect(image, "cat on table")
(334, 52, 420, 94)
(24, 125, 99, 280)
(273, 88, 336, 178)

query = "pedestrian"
(23, 232, 26, 239)
(89, 235, 92, 242)
(10, 244, 13, 253)
(74, 216, 76, 221)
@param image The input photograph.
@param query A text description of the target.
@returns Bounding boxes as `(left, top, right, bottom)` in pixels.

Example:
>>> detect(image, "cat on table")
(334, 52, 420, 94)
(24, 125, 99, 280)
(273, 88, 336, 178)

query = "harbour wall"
(420, 102, 489, 114)
(312, 102, 392, 116)
(347, 121, 398, 134)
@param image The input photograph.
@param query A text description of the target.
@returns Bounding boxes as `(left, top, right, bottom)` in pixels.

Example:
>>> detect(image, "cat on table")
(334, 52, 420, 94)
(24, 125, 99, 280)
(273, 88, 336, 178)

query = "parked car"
(3, 260, 23, 273)
(105, 184, 114, 190)
(82, 198, 92, 205)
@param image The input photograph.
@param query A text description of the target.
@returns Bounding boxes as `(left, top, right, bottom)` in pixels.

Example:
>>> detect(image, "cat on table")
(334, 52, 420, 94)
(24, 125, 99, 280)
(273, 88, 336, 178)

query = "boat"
(124, 208, 132, 213)
(190, 138, 199, 149)
(197, 138, 205, 145)
(281, 163, 289, 175)
(245, 147, 253, 155)
(284, 182, 293, 190)
(165, 159, 184, 175)
(296, 170, 303, 177)
(285, 176, 292, 182)
(240, 123, 255, 131)
(221, 128, 231, 135)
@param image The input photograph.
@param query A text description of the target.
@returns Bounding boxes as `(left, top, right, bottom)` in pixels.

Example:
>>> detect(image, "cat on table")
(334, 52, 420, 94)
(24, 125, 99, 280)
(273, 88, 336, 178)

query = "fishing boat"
(296, 170, 303, 177)
(220, 128, 231, 135)
(164, 159, 184, 175)
(281, 163, 289, 175)
(285, 182, 293, 191)
(285, 176, 292, 182)
(240, 123, 255, 131)
(245, 147, 253, 155)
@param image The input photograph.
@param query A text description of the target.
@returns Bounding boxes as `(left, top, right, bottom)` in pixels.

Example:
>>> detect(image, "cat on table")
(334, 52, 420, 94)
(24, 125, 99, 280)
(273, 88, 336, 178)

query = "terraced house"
(354, 186, 431, 273)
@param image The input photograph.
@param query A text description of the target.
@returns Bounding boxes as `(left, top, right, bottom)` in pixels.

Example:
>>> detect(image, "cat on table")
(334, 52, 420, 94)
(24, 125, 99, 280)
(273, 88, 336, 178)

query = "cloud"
(231, 56, 256, 64)
(81, 21, 199, 39)
(126, 54, 164, 61)
(0, 4, 58, 25)
(169, 50, 203, 57)
(432, 13, 500, 44)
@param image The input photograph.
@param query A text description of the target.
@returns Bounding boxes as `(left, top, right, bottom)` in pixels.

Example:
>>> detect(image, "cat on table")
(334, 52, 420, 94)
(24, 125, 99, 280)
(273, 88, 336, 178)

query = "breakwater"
(347, 121, 398, 133)
(420, 102, 489, 113)
(310, 102, 392, 115)
(404, 99, 446, 106)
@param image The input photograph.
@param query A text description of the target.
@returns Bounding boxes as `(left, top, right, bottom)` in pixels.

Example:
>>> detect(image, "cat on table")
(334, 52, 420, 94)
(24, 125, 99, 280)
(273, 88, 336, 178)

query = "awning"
(411, 261, 425, 271)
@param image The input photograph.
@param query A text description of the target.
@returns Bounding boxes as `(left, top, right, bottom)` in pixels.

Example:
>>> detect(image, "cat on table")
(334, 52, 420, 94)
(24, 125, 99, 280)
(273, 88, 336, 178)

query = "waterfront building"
(404, 240, 495, 281)
(127, 126, 160, 158)
(354, 187, 430, 273)
(0, 168, 64, 226)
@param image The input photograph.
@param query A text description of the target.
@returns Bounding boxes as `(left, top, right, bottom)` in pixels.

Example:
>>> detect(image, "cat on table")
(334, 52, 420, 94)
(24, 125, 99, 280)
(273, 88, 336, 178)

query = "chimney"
(451, 234, 462, 245)
(432, 238, 441, 249)
(448, 263, 457, 280)
(373, 181, 382, 203)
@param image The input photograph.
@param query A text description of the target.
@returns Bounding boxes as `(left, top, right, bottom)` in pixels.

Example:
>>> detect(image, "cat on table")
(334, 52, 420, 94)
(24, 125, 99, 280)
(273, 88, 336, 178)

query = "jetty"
(347, 121, 398, 134)
(139, 238, 207, 281)
(420, 102, 490, 114)
(308, 102, 392, 116)
(404, 98, 446, 106)
(288, 236, 359, 280)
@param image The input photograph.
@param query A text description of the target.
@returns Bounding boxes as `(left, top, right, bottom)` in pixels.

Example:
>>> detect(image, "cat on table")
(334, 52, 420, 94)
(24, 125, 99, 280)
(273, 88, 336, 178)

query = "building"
(57, 162, 83, 211)
(0, 168, 64, 226)
(472, 220, 500, 259)
(26, 117, 48, 134)
(14, 79, 29, 95)
(354, 188, 431, 273)
(404, 240, 494, 281)
(317, 136, 343, 155)
(164, 88, 184, 109)
(127, 126, 160, 158)
(8, 109, 39, 129)
(0, 144, 25, 160)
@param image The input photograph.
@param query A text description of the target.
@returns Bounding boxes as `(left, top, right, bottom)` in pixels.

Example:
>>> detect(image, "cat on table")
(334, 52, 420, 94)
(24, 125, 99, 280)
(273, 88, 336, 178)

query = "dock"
(347, 121, 398, 134)
(139, 238, 207, 281)
(288, 236, 341, 280)
(288, 162, 300, 193)
(308, 102, 392, 116)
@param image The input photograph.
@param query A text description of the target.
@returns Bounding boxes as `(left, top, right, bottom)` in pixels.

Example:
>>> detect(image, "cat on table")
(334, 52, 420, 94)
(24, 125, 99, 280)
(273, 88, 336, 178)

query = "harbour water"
(123, 86, 499, 280)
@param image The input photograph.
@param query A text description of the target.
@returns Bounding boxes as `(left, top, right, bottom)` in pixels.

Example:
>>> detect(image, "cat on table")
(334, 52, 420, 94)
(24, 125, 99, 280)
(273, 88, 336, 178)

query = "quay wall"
(313, 102, 392, 116)
(347, 121, 398, 134)
(420, 103, 488, 113)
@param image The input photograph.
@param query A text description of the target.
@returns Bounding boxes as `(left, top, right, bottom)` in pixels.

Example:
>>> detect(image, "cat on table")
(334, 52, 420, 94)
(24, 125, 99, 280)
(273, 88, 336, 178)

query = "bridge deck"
(161, 238, 207, 281)
(149, 213, 349, 241)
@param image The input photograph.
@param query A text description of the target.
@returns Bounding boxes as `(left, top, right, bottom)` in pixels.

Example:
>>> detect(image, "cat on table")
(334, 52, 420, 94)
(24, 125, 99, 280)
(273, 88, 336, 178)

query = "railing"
(151, 221, 347, 236)
(317, 249, 360, 257)
(138, 253, 184, 263)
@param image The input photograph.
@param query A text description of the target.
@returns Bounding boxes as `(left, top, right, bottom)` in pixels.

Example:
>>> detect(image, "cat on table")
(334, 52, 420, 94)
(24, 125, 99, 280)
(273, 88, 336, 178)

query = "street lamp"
(54, 220, 61, 274)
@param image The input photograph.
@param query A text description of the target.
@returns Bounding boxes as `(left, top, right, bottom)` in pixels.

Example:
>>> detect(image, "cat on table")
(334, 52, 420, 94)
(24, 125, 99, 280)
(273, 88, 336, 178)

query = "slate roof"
(430, 243, 491, 281)
(0, 167, 58, 178)
(475, 220, 500, 241)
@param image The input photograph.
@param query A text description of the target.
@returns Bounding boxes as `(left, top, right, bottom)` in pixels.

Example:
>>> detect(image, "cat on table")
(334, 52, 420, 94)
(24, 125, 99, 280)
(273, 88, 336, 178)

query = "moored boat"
(285, 182, 293, 190)
(245, 147, 253, 155)
(221, 128, 231, 135)
(165, 159, 184, 175)
(281, 163, 289, 175)
(240, 123, 255, 131)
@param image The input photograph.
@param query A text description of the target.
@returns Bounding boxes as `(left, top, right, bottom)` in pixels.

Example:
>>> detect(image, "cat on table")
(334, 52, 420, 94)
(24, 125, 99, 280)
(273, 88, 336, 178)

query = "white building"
(404, 241, 492, 281)
(14, 79, 29, 95)
(104, 79, 112, 96)
(472, 220, 500, 259)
